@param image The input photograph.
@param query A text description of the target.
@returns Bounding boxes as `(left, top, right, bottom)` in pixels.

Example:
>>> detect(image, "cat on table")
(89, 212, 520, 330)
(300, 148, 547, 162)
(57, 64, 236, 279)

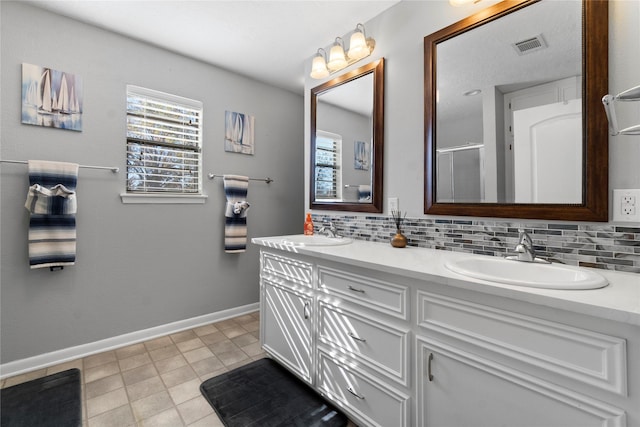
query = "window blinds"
(126, 85, 203, 193)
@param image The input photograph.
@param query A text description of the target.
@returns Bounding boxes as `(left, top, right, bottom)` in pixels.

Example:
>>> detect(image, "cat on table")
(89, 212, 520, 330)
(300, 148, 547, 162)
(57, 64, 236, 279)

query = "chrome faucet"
(318, 222, 338, 238)
(513, 229, 536, 262)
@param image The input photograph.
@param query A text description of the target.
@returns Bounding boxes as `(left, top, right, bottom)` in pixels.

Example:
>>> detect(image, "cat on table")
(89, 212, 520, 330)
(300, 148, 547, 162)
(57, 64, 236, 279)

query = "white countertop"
(252, 235, 640, 327)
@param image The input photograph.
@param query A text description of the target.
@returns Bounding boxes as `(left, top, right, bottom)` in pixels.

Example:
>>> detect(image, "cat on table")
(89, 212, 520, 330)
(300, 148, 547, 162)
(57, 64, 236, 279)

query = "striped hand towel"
(223, 175, 250, 253)
(25, 160, 79, 269)
(25, 184, 77, 215)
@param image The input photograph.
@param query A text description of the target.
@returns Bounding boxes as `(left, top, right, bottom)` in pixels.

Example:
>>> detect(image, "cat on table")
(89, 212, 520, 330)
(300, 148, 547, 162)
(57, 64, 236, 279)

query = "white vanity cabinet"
(316, 265, 411, 427)
(416, 339, 625, 427)
(254, 242, 639, 427)
(259, 250, 412, 426)
(259, 251, 314, 384)
(415, 290, 629, 427)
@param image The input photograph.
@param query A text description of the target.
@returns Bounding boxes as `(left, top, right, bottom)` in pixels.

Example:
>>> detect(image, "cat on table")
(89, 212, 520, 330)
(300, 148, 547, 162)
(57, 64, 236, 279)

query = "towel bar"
(602, 84, 640, 136)
(208, 173, 273, 184)
(0, 159, 119, 173)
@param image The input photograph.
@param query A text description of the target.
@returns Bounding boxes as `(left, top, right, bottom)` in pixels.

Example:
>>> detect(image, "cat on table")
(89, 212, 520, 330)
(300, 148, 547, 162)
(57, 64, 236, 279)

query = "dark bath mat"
(1, 368, 81, 427)
(200, 358, 348, 427)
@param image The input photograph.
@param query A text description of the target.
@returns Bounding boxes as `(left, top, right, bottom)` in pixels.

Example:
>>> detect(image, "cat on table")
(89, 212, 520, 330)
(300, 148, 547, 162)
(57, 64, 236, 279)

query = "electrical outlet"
(613, 189, 640, 222)
(388, 197, 399, 213)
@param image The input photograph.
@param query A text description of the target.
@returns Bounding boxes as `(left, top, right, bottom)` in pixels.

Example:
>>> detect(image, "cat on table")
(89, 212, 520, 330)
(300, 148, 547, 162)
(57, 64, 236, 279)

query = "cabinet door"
(416, 337, 625, 427)
(262, 281, 313, 384)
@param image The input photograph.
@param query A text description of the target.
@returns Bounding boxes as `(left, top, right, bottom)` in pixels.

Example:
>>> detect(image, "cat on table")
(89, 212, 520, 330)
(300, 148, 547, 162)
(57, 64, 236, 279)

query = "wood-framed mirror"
(424, 0, 608, 221)
(310, 58, 384, 212)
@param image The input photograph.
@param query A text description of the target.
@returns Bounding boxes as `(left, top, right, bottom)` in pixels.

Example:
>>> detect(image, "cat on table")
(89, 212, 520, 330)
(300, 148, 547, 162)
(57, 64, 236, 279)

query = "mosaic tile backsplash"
(312, 214, 640, 274)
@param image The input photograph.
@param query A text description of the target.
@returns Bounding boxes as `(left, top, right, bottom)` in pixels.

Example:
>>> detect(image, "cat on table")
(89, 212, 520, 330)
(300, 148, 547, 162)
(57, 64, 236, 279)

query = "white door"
(503, 77, 581, 202)
(513, 99, 582, 203)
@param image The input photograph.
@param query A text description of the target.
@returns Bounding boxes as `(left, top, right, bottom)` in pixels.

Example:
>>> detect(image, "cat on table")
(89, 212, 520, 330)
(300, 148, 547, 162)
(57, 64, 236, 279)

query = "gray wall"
(304, 0, 640, 217)
(0, 2, 304, 363)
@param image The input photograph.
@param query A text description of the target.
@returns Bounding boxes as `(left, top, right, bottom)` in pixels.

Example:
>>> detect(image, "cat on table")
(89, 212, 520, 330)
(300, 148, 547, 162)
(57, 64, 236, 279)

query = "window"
(315, 131, 342, 200)
(125, 85, 203, 196)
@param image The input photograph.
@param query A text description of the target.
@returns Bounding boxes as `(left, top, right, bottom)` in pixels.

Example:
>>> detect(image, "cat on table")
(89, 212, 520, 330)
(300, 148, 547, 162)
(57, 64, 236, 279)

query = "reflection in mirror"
(311, 59, 384, 212)
(316, 74, 373, 202)
(436, 0, 581, 204)
(425, 0, 609, 221)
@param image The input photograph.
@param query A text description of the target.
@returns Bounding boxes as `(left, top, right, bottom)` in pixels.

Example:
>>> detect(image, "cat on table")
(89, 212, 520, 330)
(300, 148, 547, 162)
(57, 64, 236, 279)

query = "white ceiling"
(21, 0, 400, 94)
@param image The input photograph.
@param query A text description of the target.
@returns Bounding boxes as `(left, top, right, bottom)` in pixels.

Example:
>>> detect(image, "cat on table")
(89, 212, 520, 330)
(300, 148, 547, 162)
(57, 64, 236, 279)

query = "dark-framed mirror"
(424, 0, 608, 221)
(311, 58, 384, 212)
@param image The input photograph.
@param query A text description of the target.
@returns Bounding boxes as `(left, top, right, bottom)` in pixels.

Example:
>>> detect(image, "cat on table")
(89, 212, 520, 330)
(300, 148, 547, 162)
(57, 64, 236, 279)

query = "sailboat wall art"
(224, 110, 255, 155)
(21, 63, 83, 131)
(354, 140, 370, 171)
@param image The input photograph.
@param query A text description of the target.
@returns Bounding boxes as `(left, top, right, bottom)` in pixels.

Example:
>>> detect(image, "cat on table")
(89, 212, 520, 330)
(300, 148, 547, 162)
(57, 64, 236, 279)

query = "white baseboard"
(0, 303, 259, 380)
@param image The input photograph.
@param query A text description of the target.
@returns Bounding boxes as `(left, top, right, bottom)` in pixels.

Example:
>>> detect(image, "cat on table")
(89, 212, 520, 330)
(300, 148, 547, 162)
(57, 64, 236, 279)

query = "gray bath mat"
(1, 368, 81, 427)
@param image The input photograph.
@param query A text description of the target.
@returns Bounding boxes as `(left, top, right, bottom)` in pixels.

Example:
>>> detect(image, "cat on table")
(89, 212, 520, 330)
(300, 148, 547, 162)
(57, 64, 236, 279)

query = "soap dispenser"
(304, 213, 314, 235)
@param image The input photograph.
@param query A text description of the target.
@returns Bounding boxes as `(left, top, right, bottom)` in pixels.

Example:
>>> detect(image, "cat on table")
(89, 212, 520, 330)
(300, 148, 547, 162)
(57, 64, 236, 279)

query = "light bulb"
(348, 29, 369, 60)
(310, 52, 329, 79)
(327, 39, 347, 72)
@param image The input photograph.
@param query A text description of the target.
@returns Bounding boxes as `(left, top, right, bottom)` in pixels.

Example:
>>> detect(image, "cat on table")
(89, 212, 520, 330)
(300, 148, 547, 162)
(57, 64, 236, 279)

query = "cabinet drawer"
(317, 350, 409, 427)
(319, 301, 409, 386)
(261, 251, 313, 288)
(318, 266, 408, 319)
(417, 290, 627, 396)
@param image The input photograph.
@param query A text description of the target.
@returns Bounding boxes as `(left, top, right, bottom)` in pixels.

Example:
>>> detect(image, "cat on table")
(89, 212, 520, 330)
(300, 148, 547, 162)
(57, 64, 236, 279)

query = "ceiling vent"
(512, 34, 547, 56)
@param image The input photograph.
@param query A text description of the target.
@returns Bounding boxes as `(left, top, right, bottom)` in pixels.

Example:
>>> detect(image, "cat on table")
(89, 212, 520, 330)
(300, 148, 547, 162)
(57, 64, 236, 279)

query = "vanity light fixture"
(310, 23, 376, 79)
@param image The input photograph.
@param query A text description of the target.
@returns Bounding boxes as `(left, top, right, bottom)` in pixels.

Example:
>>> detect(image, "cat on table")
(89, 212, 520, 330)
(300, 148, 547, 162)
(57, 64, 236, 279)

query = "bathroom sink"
(279, 235, 353, 247)
(444, 257, 608, 290)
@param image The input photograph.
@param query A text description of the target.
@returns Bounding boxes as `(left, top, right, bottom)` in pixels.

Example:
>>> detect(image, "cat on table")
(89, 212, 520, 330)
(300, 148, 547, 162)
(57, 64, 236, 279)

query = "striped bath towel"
(358, 185, 371, 202)
(25, 160, 79, 269)
(223, 175, 250, 253)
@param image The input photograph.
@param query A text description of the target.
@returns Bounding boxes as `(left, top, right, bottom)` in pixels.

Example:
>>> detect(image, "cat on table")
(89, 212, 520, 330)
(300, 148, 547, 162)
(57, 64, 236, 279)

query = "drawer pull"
(348, 285, 365, 293)
(303, 301, 310, 320)
(347, 332, 366, 342)
(347, 386, 365, 400)
(428, 353, 434, 382)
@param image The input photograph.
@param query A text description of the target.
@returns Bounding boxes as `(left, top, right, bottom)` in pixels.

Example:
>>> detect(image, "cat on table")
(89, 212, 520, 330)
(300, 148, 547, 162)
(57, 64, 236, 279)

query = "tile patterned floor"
(1, 312, 265, 426)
